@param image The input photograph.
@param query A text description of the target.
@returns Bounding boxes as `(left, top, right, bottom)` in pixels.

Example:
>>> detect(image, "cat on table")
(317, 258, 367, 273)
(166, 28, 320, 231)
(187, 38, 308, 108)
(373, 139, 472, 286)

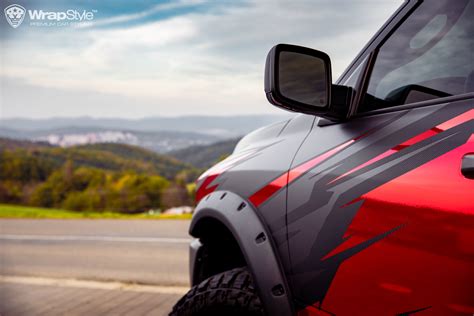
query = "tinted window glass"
(359, 0, 474, 112)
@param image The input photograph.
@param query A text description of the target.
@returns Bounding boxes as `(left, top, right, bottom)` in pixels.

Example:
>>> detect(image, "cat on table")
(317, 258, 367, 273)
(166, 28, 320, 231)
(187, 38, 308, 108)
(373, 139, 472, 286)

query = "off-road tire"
(170, 267, 264, 316)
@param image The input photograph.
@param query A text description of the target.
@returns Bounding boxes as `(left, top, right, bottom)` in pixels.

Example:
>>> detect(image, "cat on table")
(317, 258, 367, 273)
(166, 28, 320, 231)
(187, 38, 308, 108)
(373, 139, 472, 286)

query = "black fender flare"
(189, 190, 294, 316)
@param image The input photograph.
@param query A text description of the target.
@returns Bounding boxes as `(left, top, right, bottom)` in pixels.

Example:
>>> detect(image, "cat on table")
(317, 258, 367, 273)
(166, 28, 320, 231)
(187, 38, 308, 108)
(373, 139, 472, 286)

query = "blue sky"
(1, 0, 401, 118)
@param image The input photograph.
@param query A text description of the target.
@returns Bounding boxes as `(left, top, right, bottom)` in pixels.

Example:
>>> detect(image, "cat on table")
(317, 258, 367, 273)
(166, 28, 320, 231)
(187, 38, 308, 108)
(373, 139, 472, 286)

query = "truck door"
(287, 1, 474, 314)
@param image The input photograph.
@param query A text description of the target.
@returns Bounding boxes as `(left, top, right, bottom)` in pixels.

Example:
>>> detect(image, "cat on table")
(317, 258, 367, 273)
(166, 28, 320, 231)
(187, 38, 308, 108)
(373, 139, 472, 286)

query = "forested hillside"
(1, 139, 189, 179)
(0, 138, 196, 213)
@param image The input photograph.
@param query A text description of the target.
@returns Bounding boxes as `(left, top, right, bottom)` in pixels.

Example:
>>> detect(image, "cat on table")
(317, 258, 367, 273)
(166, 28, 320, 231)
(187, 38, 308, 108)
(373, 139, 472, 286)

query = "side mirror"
(265, 44, 350, 119)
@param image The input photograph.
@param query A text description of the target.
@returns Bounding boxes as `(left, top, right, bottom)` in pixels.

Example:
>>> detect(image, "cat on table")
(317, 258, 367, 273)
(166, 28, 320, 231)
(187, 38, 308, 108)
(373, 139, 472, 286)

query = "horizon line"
(0, 113, 292, 121)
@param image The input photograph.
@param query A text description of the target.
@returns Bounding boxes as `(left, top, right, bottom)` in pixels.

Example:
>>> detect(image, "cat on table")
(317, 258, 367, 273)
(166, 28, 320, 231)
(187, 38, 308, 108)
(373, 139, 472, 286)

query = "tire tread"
(170, 267, 263, 316)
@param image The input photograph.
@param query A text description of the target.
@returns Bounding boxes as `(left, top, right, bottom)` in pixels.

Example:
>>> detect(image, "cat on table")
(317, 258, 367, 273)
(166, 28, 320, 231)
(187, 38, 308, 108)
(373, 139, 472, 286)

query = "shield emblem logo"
(4, 4, 26, 28)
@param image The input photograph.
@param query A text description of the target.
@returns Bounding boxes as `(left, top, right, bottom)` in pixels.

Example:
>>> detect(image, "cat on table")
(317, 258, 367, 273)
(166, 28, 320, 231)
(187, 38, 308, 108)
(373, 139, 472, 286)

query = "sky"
(0, 0, 401, 119)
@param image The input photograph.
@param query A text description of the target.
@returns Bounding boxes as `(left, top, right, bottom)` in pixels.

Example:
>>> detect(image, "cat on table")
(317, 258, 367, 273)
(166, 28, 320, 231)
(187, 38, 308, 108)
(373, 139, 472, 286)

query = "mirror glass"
(278, 51, 328, 107)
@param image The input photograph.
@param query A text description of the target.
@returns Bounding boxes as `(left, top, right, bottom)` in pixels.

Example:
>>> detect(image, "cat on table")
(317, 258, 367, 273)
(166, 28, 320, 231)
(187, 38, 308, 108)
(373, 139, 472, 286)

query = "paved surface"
(0, 219, 190, 285)
(0, 219, 192, 315)
(0, 279, 182, 316)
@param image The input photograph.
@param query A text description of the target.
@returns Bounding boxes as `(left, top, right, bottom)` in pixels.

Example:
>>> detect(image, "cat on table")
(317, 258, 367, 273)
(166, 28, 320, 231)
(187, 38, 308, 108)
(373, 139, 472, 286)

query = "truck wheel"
(170, 267, 264, 316)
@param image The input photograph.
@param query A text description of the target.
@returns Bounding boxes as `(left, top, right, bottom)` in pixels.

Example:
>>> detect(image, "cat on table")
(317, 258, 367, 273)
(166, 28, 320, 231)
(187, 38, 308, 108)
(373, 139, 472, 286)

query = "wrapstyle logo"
(4, 4, 26, 28)
(4, 3, 96, 28)
(29, 9, 95, 22)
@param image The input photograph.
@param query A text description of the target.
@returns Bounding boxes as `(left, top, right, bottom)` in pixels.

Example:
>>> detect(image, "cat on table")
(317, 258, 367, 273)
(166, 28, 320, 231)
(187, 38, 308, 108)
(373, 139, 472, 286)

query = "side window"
(359, 0, 474, 112)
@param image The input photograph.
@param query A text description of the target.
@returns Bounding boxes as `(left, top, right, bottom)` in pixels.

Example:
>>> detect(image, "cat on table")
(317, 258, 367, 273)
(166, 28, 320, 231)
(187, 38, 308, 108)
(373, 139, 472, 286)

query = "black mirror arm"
(271, 84, 353, 121)
(324, 84, 354, 121)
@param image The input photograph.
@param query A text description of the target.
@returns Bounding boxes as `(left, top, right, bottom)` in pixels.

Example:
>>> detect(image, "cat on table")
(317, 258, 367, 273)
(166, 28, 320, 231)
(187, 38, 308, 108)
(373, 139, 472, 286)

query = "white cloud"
(0, 0, 401, 118)
(77, 0, 206, 29)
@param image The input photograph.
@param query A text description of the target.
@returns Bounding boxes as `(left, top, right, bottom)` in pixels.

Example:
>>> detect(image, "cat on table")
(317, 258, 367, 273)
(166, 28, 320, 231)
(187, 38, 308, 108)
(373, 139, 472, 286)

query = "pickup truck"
(172, 0, 474, 315)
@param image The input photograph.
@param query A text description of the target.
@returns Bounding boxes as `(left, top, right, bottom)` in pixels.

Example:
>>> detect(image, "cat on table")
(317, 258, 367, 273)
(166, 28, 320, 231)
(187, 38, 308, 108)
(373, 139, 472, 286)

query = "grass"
(0, 204, 192, 220)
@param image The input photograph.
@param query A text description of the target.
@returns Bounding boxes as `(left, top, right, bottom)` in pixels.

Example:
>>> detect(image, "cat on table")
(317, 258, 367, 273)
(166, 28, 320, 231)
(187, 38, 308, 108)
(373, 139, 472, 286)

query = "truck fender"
(189, 190, 294, 316)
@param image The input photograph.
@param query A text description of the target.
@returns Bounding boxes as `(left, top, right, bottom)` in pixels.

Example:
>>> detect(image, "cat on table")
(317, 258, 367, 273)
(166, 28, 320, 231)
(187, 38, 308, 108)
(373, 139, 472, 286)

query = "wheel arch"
(189, 190, 294, 316)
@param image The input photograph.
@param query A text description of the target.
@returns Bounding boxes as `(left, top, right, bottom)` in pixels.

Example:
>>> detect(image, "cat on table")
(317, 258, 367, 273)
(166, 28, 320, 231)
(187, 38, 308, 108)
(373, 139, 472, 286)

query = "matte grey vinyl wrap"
(213, 114, 315, 198)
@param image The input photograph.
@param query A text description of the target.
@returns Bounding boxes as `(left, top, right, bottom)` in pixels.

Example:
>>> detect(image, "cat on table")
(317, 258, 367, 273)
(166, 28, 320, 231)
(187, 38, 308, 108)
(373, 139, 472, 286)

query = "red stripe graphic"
(199, 109, 474, 208)
(196, 149, 259, 202)
(329, 109, 474, 184)
(249, 140, 355, 207)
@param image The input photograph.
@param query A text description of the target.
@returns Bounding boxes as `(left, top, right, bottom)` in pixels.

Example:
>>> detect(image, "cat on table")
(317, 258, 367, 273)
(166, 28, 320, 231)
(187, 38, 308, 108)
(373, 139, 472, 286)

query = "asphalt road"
(0, 219, 192, 315)
(0, 219, 191, 286)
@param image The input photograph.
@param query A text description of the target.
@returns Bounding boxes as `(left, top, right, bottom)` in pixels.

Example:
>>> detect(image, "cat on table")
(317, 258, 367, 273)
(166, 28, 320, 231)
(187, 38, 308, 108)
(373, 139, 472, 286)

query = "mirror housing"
(264, 44, 351, 120)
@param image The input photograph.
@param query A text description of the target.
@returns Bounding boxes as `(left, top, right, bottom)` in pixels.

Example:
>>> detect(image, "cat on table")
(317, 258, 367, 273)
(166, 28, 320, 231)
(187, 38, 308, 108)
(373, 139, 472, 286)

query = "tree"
(161, 182, 191, 209)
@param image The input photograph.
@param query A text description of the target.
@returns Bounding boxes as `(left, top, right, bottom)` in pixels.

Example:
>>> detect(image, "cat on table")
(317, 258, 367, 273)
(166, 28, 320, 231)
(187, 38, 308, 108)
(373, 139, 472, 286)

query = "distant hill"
(0, 127, 219, 153)
(0, 115, 292, 138)
(0, 137, 53, 150)
(0, 138, 190, 179)
(169, 138, 240, 168)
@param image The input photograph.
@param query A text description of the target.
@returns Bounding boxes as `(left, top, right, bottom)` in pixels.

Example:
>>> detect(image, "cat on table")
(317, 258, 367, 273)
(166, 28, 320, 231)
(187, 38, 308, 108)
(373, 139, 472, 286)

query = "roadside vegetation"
(0, 204, 192, 219)
(0, 138, 203, 216)
(0, 137, 238, 218)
